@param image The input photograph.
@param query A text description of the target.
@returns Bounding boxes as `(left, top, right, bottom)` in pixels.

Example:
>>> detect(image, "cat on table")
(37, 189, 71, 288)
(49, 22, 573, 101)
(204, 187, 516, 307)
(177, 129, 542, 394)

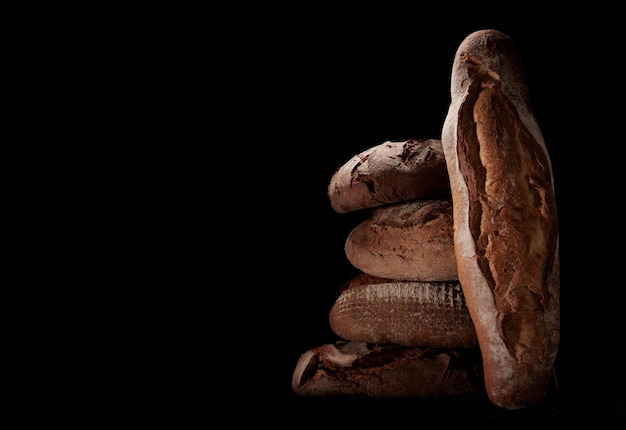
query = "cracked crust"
(292, 341, 485, 398)
(328, 139, 450, 213)
(441, 29, 559, 410)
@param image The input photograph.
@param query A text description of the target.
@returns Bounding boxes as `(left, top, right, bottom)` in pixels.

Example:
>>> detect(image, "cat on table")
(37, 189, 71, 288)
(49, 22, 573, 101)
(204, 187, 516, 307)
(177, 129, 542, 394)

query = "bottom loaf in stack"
(292, 341, 484, 398)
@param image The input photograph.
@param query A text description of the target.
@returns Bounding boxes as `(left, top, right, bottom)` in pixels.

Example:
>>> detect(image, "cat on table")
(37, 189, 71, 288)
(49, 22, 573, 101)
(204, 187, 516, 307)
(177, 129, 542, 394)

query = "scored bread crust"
(328, 138, 450, 214)
(329, 273, 478, 348)
(440, 29, 560, 410)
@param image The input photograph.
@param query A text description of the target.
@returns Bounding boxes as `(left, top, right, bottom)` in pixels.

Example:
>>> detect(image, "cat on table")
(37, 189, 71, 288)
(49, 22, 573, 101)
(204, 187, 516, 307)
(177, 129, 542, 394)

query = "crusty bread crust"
(328, 139, 450, 214)
(344, 199, 457, 281)
(440, 29, 560, 410)
(292, 341, 485, 398)
(329, 273, 478, 348)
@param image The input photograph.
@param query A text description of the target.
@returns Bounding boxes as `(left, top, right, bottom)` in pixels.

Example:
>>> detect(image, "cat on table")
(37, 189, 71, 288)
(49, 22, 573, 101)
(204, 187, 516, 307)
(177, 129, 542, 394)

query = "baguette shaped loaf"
(292, 341, 484, 398)
(329, 273, 477, 348)
(440, 29, 560, 410)
(328, 138, 450, 214)
(344, 199, 457, 281)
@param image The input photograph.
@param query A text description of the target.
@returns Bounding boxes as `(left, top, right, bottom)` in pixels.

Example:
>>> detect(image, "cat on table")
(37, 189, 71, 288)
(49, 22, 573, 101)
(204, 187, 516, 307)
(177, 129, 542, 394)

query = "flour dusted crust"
(344, 199, 457, 281)
(292, 341, 484, 398)
(329, 273, 477, 348)
(440, 29, 560, 410)
(328, 138, 450, 214)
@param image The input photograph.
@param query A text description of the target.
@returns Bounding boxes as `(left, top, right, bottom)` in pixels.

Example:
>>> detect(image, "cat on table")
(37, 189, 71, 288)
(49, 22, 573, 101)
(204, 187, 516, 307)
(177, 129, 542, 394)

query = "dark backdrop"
(6, 0, 621, 422)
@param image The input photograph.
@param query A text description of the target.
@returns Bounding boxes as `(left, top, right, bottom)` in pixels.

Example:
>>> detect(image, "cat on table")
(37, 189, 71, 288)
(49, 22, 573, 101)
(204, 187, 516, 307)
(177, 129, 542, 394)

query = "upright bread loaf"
(440, 29, 560, 410)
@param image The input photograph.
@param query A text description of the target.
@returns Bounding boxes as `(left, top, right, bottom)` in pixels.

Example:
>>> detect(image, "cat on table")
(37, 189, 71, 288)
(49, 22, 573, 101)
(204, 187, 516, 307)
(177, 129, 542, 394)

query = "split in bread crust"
(292, 341, 485, 398)
(441, 29, 560, 410)
(328, 139, 450, 214)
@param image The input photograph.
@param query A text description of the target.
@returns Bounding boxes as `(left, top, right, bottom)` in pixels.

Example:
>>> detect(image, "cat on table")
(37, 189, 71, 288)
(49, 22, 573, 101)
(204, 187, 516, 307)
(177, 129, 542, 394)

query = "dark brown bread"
(329, 273, 477, 348)
(344, 199, 457, 281)
(441, 29, 560, 410)
(328, 138, 450, 214)
(292, 341, 485, 398)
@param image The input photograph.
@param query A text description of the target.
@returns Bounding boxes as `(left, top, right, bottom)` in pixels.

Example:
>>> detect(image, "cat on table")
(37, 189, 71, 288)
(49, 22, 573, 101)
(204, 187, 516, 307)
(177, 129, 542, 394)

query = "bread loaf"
(328, 138, 450, 214)
(329, 273, 477, 348)
(440, 29, 560, 410)
(292, 341, 485, 398)
(344, 199, 457, 281)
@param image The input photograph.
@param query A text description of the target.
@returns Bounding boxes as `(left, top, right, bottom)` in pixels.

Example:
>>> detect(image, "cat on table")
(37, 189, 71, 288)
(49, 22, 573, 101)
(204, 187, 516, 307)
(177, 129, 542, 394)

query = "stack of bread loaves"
(291, 138, 486, 399)
(291, 29, 560, 410)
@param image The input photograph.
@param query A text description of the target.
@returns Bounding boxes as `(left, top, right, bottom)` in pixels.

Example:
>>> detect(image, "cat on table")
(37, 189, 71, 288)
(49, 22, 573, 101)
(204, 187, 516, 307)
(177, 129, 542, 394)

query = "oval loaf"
(328, 138, 450, 214)
(329, 273, 478, 348)
(344, 199, 457, 281)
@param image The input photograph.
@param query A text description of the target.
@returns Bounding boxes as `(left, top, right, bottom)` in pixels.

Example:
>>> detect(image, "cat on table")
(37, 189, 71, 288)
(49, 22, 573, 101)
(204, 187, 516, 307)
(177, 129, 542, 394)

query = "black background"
(6, 0, 622, 422)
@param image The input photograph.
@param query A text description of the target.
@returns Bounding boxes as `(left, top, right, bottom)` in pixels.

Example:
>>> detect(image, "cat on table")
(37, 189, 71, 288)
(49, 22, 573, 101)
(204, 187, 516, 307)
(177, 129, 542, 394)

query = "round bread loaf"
(329, 273, 477, 348)
(327, 138, 450, 214)
(344, 199, 457, 281)
(292, 341, 485, 398)
(441, 29, 560, 410)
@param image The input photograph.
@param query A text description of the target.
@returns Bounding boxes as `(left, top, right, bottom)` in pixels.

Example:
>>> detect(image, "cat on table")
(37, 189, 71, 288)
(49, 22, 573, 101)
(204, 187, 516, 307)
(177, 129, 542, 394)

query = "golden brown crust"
(441, 29, 559, 410)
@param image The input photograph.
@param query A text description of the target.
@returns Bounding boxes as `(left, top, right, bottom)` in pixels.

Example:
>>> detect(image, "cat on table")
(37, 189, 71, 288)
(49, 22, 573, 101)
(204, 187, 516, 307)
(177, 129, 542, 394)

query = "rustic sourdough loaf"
(328, 138, 449, 214)
(292, 341, 484, 398)
(344, 199, 457, 281)
(329, 273, 477, 348)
